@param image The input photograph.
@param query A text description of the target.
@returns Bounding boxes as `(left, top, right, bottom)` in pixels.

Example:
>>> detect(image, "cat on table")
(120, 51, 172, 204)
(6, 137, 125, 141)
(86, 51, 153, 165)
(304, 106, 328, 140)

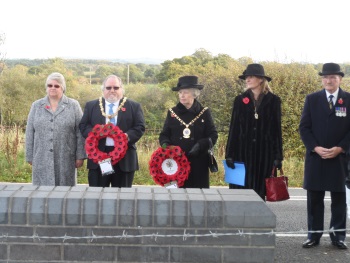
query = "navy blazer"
(299, 88, 350, 192)
(79, 97, 145, 172)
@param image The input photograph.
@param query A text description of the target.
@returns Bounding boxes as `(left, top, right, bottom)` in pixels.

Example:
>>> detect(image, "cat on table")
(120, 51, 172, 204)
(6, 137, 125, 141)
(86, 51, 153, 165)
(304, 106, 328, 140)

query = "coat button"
(50, 149, 53, 152)
(50, 119, 53, 122)
(252, 139, 256, 142)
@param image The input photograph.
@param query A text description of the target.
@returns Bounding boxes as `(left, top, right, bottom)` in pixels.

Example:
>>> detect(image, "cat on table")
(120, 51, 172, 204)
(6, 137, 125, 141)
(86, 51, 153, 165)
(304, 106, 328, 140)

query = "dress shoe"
(302, 239, 320, 248)
(332, 240, 348, 249)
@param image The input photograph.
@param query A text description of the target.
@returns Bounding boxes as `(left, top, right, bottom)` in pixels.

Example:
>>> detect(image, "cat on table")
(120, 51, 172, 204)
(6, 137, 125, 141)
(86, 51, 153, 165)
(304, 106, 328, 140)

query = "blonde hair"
(243, 77, 272, 94)
(261, 78, 272, 93)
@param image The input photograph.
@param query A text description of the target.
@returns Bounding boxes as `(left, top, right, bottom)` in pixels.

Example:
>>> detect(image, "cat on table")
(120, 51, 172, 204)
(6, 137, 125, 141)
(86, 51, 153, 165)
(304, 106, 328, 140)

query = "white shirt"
(105, 100, 120, 146)
(326, 88, 339, 105)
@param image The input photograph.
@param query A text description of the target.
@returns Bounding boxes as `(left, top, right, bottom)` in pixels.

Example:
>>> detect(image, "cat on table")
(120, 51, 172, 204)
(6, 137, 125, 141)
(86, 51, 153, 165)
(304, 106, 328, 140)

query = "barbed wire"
(1, 228, 349, 243)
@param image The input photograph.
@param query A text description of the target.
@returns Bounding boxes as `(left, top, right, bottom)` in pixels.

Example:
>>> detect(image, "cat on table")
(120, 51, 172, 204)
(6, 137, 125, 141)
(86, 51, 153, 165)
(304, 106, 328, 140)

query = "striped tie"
(328, 95, 334, 110)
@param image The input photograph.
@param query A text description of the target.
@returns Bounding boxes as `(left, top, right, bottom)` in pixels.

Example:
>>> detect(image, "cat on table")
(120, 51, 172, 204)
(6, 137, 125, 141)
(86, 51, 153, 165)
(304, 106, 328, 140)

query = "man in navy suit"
(299, 63, 349, 249)
(80, 75, 145, 187)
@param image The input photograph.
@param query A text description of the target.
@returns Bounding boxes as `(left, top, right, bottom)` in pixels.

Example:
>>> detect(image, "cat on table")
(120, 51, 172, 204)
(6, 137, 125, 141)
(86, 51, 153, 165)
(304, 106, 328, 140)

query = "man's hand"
(314, 146, 343, 159)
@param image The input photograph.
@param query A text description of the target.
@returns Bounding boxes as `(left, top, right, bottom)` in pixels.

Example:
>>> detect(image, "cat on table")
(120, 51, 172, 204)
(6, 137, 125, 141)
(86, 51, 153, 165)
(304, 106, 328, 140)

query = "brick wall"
(0, 185, 276, 262)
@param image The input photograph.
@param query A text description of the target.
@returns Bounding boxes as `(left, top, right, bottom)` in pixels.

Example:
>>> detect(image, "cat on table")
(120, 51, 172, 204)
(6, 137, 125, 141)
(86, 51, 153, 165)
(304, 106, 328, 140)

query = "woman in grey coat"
(25, 72, 86, 186)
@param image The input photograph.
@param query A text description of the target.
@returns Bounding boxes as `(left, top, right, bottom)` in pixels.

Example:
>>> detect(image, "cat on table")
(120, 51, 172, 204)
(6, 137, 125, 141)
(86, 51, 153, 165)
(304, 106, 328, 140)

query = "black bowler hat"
(239, 63, 272, 82)
(172, 75, 204, 91)
(318, 63, 344, 77)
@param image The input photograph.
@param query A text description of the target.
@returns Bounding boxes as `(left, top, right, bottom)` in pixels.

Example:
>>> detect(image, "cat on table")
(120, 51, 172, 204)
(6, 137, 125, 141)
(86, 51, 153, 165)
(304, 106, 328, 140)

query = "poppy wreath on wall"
(85, 123, 128, 165)
(149, 145, 191, 187)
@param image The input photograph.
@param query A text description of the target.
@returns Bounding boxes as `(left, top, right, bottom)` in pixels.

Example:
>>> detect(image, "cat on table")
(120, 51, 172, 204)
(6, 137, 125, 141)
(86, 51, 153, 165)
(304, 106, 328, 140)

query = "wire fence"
(1, 228, 349, 243)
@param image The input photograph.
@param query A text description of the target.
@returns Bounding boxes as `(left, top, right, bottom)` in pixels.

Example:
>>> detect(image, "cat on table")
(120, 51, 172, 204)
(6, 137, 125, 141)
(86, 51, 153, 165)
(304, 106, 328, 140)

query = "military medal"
(335, 107, 340, 116)
(183, 127, 191, 138)
(335, 107, 347, 117)
(169, 107, 208, 139)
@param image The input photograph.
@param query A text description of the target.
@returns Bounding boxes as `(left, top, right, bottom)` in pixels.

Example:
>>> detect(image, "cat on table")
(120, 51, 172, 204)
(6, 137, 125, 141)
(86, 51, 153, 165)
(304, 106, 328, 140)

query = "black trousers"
(88, 146, 134, 188)
(307, 190, 347, 241)
(88, 166, 134, 188)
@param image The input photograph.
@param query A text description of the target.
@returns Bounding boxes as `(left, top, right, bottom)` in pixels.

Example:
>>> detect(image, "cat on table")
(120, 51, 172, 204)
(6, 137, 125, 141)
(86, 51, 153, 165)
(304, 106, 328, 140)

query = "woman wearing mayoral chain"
(159, 75, 218, 188)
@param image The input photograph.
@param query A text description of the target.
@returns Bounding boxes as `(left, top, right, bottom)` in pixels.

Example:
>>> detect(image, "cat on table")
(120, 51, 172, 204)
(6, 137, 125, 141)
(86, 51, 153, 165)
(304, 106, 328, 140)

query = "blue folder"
(222, 160, 246, 186)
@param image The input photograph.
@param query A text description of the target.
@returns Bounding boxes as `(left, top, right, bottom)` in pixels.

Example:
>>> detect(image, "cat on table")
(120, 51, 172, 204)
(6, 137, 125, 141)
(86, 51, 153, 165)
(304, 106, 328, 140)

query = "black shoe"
(302, 239, 320, 248)
(332, 240, 348, 249)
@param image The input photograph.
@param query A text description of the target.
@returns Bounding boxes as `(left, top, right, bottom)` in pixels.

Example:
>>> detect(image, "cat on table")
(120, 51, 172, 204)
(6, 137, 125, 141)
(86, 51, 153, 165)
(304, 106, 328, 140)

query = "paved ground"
(268, 188, 350, 262)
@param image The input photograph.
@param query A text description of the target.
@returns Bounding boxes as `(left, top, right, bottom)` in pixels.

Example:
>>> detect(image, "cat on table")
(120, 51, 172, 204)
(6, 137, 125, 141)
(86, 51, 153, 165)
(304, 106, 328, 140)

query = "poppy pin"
(243, 97, 250, 104)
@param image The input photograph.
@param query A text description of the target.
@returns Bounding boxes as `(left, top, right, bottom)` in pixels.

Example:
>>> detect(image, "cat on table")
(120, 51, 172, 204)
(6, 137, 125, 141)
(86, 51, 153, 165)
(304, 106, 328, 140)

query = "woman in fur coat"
(225, 64, 283, 200)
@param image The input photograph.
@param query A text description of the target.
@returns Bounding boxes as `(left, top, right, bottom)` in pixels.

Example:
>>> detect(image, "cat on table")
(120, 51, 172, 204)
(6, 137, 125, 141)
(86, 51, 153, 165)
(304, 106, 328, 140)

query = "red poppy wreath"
(85, 123, 128, 165)
(149, 145, 191, 187)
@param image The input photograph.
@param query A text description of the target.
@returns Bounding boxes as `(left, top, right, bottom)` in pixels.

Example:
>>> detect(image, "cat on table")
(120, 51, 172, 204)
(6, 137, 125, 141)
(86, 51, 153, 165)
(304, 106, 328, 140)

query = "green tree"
(125, 64, 143, 83)
(0, 65, 43, 125)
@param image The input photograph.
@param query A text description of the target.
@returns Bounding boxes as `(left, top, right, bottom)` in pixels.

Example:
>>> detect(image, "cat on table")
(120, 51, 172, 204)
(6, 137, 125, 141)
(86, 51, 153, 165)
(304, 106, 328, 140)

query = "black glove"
(226, 158, 235, 169)
(188, 143, 201, 157)
(274, 159, 282, 170)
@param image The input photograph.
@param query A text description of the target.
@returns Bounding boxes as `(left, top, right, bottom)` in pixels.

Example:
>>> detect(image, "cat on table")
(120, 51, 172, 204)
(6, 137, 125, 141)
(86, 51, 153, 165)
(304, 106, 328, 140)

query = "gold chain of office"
(169, 107, 208, 138)
(99, 97, 127, 120)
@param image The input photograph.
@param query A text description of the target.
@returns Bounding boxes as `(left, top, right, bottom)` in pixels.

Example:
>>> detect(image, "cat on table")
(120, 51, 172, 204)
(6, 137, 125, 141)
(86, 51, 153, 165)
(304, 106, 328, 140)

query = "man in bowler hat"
(299, 63, 349, 249)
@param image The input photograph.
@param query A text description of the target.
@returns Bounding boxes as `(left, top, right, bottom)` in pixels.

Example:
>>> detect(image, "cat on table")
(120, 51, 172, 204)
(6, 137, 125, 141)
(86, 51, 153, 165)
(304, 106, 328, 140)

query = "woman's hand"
(273, 159, 282, 170)
(188, 143, 200, 157)
(226, 158, 235, 169)
(75, 159, 84, 168)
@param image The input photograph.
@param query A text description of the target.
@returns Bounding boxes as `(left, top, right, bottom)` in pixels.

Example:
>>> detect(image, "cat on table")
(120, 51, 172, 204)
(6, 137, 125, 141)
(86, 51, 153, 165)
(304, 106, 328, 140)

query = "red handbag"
(265, 167, 290, 202)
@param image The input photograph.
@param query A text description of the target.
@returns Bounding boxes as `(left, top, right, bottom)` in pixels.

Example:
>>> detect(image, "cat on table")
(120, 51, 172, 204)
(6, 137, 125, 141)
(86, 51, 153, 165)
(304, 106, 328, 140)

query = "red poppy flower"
(243, 97, 250, 104)
(121, 107, 126, 112)
(85, 124, 128, 165)
(171, 113, 175, 117)
(148, 145, 190, 187)
(45, 105, 50, 109)
(338, 98, 343, 105)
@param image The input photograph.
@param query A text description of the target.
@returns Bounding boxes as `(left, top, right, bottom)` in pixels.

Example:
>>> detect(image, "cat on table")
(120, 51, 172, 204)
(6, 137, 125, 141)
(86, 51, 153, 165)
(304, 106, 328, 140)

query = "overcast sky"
(1, 0, 349, 64)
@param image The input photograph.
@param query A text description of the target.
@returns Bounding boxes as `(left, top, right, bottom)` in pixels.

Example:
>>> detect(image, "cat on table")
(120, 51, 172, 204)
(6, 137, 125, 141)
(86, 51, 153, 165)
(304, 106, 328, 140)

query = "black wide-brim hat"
(172, 75, 204, 91)
(239, 63, 272, 82)
(318, 62, 344, 77)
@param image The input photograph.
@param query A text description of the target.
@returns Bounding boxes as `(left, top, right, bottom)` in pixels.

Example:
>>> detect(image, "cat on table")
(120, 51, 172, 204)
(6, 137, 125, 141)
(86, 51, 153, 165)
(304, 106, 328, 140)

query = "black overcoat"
(299, 88, 350, 192)
(159, 100, 218, 188)
(225, 91, 283, 198)
(79, 97, 145, 172)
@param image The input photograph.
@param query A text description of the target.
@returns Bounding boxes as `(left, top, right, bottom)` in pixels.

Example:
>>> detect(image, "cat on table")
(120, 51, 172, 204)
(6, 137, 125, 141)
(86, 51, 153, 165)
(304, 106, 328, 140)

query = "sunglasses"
(105, 86, 120, 91)
(47, 84, 61, 88)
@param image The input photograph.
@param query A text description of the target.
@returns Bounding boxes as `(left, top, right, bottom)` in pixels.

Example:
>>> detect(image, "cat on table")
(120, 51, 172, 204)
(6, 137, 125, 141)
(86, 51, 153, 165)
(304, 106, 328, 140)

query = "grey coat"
(25, 95, 86, 186)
